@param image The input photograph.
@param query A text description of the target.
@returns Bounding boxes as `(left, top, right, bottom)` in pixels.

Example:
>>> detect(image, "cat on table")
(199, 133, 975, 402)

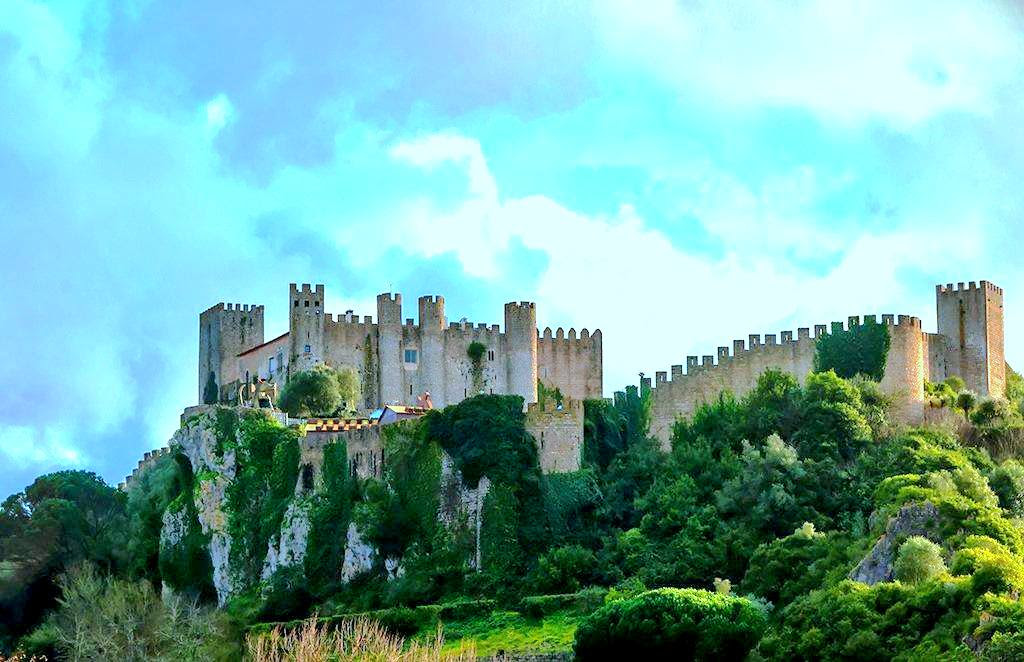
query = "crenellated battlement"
(937, 280, 1003, 296)
(538, 327, 600, 346)
(647, 312, 925, 406)
(525, 396, 583, 473)
(203, 302, 265, 316)
(119, 445, 172, 490)
(202, 284, 600, 411)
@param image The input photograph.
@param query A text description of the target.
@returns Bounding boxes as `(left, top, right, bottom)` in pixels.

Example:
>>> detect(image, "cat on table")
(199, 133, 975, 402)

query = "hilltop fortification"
(643, 280, 1005, 447)
(199, 284, 603, 411)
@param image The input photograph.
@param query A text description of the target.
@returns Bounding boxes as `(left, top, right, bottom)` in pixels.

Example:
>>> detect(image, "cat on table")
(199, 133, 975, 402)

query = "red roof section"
(237, 332, 290, 357)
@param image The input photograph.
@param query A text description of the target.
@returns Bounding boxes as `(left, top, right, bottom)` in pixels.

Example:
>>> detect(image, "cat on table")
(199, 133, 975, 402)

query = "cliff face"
(172, 407, 240, 604)
(160, 405, 492, 606)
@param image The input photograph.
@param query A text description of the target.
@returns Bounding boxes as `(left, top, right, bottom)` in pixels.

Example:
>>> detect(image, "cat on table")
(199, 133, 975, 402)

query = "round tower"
(504, 301, 538, 405)
(376, 293, 403, 405)
(880, 315, 925, 424)
(418, 295, 446, 407)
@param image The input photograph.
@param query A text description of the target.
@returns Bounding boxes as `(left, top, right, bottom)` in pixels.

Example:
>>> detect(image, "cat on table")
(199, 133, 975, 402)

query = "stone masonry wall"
(525, 397, 583, 473)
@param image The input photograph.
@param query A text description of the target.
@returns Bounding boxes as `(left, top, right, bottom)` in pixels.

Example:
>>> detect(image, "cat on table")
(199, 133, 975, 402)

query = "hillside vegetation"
(4, 367, 1024, 660)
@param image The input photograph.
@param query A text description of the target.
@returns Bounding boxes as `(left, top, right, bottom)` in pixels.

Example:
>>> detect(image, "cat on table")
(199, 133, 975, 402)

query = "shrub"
(990, 460, 1024, 517)
(573, 588, 767, 660)
(528, 545, 599, 594)
(894, 536, 946, 585)
(42, 564, 236, 661)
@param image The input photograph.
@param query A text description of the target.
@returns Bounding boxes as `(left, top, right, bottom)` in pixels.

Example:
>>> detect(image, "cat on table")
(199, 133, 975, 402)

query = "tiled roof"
(305, 417, 377, 433)
(237, 332, 290, 357)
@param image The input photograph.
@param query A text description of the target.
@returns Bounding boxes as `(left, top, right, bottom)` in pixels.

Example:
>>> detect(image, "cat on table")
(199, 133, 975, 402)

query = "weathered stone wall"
(505, 301, 539, 405)
(301, 425, 385, 482)
(525, 398, 583, 473)
(288, 283, 325, 375)
(537, 327, 603, 402)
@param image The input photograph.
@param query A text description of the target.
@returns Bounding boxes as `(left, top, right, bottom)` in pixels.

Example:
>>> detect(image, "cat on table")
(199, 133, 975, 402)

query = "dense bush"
(573, 588, 767, 660)
(126, 452, 192, 586)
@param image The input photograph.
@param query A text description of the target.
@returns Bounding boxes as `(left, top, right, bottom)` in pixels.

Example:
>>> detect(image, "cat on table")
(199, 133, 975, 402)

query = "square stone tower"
(936, 281, 1005, 397)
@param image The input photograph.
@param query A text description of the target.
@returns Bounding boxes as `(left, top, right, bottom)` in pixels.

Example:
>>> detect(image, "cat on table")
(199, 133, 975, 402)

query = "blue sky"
(2, 0, 1024, 496)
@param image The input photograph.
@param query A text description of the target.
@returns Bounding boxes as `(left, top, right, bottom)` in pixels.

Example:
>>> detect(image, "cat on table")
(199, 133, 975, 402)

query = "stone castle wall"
(647, 315, 927, 449)
(198, 302, 264, 402)
(935, 281, 1005, 397)
(525, 397, 584, 473)
(200, 284, 602, 413)
(537, 327, 603, 403)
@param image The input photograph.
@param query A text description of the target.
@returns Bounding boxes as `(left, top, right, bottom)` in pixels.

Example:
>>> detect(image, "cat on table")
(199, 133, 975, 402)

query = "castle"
(198, 284, 603, 411)
(122, 278, 1006, 488)
(644, 280, 1005, 447)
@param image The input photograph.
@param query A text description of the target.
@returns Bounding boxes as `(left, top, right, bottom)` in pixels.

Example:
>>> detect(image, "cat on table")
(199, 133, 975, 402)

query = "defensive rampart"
(647, 314, 926, 449)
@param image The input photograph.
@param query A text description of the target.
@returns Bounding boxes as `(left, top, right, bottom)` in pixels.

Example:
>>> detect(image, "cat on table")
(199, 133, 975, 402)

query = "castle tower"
(376, 293, 403, 406)
(505, 301, 538, 405)
(936, 281, 1005, 397)
(879, 315, 926, 422)
(288, 283, 326, 374)
(198, 302, 265, 403)
(418, 295, 446, 407)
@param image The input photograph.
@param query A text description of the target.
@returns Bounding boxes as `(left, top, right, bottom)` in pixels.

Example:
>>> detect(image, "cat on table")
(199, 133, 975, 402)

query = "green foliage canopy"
(813, 318, 891, 380)
(277, 364, 361, 417)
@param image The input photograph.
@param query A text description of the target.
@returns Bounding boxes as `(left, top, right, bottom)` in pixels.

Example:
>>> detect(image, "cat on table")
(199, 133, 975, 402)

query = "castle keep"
(645, 280, 1005, 447)
(199, 283, 603, 411)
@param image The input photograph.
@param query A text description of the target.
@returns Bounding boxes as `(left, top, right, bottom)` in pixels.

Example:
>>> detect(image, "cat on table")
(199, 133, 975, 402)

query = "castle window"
(277, 352, 283, 370)
(487, 350, 495, 361)
(410, 384, 413, 396)
(301, 464, 314, 492)
(304, 300, 310, 308)
(404, 349, 418, 363)
(268, 356, 275, 373)
(315, 300, 320, 307)
(304, 344, 311, 354)
(294, 300, 299, 308)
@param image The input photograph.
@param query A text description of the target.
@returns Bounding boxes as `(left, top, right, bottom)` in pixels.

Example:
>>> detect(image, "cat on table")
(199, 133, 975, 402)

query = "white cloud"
(386, 132, 981, 391)
(205, 94, 234, 133)
(594, 0, 1024, 126)
(0, 425, 85, 471)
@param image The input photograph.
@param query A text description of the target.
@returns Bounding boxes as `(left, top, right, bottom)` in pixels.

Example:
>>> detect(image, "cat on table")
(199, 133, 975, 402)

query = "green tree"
(0, 471, 127, 649)
(813, 319, 891, 380)
(277, 364, 361, 417)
